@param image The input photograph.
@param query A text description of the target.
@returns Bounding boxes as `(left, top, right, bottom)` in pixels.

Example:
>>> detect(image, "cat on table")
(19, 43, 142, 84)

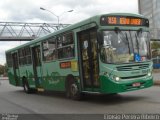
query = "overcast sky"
(0, 0, 138, 65)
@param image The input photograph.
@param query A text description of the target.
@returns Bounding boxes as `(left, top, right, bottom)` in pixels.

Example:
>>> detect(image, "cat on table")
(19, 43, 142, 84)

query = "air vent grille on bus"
(116, 64, 149, 71)
(120, 74, 147, 79)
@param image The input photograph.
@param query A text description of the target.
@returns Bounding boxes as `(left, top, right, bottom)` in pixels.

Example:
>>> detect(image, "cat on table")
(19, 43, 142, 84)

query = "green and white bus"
(6, 13, 153, 100)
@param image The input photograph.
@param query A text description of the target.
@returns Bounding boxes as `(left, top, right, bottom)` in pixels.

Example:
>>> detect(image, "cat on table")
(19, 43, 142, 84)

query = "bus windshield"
(100, 30, 150, 64)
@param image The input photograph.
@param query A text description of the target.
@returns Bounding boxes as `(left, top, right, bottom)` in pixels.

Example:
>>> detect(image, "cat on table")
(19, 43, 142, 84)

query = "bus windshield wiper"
(117, 30, 131, 54)
(125, 32, 131, 54)
(135, 33, 140, 54)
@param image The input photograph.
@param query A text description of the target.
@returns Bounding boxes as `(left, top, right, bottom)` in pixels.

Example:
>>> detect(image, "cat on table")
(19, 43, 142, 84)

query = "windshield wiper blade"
(135, 33, 140, 54)
(129, 31, 134, 54)
(125, 32, 131, 54)
(117, 30, 131, 54)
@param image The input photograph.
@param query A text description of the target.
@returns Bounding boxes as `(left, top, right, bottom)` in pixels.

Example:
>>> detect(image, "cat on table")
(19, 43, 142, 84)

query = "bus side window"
(6, 53, 13, 67)
(18, 47, 32, 66)
(25, 47, 32, 64)
(62, 32, 74, 46)
(43, 38, 57, 61)
(35, 47, 41, 66)
(65, 46, 74, 58)
(18, 48, 26, 66)
(58, 32, 74, 59)
(18, 50, 22, 65)
(57, 36, 62, 48)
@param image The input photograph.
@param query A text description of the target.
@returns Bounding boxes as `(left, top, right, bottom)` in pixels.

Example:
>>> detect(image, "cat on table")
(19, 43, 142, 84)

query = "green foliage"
(0, 65, 5, 75)
(0, 63, 7, 76)
(151, 41, 160, 49)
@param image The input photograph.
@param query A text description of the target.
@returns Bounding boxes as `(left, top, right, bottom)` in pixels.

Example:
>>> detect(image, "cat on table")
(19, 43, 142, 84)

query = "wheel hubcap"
(71, 84, 78, 96)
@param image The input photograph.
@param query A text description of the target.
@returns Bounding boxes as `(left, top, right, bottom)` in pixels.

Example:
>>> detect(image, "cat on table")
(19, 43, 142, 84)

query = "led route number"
(108, 17, 141, 25)
(100, 16, 149, 27)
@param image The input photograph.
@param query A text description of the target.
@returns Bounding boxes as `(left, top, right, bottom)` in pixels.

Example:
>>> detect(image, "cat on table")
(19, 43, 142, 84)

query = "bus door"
(78, 28, 99, 90)
(12, 52, 20, 86)
(32, 45, 42, 87)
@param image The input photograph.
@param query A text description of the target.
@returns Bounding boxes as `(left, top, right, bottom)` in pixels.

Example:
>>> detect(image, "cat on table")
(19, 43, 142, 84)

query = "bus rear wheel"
(66, 76, 82, 100)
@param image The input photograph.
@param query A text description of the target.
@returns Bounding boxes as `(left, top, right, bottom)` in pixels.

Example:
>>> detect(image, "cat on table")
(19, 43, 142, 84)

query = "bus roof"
(6, 13, 147, 53)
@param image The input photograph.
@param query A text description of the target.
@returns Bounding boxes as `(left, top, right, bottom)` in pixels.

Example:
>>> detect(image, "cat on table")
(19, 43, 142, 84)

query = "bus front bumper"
(100, 76, 153, 94)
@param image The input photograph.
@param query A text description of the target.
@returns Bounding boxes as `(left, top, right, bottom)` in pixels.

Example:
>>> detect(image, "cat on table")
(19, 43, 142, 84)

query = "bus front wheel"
(66, 75, 82, 100)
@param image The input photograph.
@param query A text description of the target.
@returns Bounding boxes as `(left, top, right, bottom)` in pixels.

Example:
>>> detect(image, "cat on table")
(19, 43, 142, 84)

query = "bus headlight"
(113, 75, 120, 81)
(115, 77, 120, 81)
(147, 72, 151, 77)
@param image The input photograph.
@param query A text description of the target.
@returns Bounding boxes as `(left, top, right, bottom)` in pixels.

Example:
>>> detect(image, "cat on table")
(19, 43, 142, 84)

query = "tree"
(0, 65, 5, 76)
(0, 63, 8, 77)
(151, 41, 160, 49)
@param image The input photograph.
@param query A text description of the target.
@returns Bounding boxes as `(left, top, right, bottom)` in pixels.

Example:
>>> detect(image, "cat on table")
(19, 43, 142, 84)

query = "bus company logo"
(49, 72, 61, 84)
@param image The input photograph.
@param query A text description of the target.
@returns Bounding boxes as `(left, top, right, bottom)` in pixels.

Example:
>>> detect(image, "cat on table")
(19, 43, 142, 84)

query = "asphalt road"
(0, 80, 160, 115)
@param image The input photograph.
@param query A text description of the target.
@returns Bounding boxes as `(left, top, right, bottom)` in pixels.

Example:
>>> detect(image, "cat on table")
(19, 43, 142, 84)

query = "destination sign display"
(60, 61, 71, 69)
(100, 16, 149, 27)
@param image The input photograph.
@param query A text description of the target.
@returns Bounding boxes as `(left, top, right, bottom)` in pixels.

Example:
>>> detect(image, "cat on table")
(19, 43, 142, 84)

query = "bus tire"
(65, 75, 82, 100)
(23, 78, 33, 94)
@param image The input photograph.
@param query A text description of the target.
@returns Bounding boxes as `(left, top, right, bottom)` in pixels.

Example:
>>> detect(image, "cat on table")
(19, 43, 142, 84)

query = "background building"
(138, 0, 160, 40)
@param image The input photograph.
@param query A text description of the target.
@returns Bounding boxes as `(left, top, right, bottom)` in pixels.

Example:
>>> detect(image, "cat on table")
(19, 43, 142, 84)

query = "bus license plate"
(132, 82, 140, 87)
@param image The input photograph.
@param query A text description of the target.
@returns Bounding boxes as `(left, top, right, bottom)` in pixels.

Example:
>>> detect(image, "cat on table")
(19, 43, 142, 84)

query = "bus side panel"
(19, 65, 36, 88)
(42, 61, 79, 91)
(16, 69, 21, 86)
(19, 66, 25, 86)
(42, 61, 65, 91)
(26, 65, 36, 88)
(7, 67, 17, 86)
